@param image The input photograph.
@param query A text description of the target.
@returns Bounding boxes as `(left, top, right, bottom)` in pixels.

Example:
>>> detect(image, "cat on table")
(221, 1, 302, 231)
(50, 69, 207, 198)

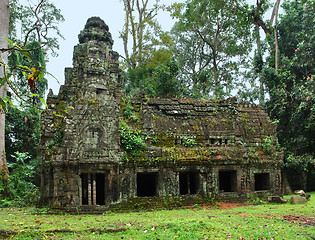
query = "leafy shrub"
(119, 122, 147, 156)
(262, 136, 275, 154)
(0, 152, 40, 207)
(285, 153, 315, 172)
(182, 137, 196, 147)
(123, 101, 138, 121)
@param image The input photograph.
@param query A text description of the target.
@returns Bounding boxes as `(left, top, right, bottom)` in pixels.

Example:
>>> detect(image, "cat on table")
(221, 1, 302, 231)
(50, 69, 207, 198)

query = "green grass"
(0, 193, 314, 239)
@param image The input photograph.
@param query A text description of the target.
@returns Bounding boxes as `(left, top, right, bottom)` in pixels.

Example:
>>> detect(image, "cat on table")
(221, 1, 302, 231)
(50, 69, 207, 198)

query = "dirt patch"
(216, 202, 248, 209)
(283, 215, 315, 227)
(186, 202, 249, 210)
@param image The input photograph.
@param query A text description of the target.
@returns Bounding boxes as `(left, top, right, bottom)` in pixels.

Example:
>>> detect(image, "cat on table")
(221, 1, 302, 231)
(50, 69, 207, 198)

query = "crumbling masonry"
(40, 17, 283, 210)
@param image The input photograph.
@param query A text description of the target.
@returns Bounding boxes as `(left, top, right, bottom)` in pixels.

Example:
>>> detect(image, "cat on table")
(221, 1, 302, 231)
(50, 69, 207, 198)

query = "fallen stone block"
(294, 190, 306, 197)
(289, 195, 308, 204)
(268, 195, 288, 204)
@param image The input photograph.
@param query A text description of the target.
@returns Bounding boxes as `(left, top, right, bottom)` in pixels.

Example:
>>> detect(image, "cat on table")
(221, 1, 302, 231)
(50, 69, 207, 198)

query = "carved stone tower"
(41, 17, 122, 208)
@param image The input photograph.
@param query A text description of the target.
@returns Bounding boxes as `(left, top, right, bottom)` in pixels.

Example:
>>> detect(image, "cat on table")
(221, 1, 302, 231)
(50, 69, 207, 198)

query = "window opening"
(254, 173, 270, 191)
(87, 129, 100, 149)
(96, 88, 105, 95)
(175, 139, 182, 145)
(137, 172, 158, 197)
(219, 170, 237, 192)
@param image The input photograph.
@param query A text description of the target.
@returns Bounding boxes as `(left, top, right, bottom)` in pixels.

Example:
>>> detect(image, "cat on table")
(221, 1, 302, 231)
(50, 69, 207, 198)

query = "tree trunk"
(274, 0, 281, 74)
(0, 0, 9, 174)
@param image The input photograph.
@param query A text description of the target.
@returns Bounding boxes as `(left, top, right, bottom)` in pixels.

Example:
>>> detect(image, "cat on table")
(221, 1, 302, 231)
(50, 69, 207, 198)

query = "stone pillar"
(79, 175, 82, 205)
(88, 174, 92, 205)
(92, 173, 96, 205)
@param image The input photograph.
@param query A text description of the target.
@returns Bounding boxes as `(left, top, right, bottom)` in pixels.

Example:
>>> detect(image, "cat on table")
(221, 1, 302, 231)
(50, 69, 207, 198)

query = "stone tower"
(41, 17, 122, 208)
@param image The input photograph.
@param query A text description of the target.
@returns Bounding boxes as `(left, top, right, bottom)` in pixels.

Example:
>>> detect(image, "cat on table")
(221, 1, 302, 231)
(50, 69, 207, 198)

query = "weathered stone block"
(289, 196, 308, 204)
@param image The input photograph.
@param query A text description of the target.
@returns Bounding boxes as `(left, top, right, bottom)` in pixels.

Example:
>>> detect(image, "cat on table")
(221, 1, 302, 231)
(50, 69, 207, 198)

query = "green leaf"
(0, 77, 6, 86)
(40, 98, 48, 109)
(53, 111, 64, 118)
(3, 38, 14, 45)
(29, 94, 40, 98)
(46, 72, 60, 84)
(17, 65, 31, 71)
(0, 98, 7, 112)
(2, 97, 17, 108)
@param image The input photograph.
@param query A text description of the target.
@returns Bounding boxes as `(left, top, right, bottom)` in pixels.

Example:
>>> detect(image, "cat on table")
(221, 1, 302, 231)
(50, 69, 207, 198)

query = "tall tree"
(0, 0, 64, 174)
(0, 0, 10, 173)
(263, 0, 315, 190)
(170, 0, 252, 98)
(120, 0, 173, 69)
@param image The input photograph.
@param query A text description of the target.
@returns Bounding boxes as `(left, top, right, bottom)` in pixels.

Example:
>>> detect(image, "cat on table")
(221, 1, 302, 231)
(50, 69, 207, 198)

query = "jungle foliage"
(262, 0, 315, 190)
(0, 0, 64, 204)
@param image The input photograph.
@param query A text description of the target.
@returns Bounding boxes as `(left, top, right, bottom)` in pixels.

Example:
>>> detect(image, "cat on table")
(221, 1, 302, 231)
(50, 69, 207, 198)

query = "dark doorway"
(219, 170, 237, 192)
(179, 172, 199, 195)
(81, 173, 106, 206)
(81, 173, 88, 205)
(96, 174, 105, 205)
(254, 173, 270, 191)
(137, 172, 158, 197)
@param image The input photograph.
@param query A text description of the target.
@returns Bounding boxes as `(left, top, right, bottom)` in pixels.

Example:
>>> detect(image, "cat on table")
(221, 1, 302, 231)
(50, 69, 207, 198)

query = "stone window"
(219, 170, 237, 192)
(137, 172, 158, 197)
(87, 129, 101, 149)
(254, 173, 270, 191)
(209, 138, 231, 146)
(96, 88, 105, 95)
(179, 172, 199, 195)
(81, 173, 105, 205)
(175, 138, 182, 145)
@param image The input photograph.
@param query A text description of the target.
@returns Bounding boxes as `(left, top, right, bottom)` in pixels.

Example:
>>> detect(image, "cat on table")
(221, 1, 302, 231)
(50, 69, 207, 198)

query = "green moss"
(155, 133, 176, 147)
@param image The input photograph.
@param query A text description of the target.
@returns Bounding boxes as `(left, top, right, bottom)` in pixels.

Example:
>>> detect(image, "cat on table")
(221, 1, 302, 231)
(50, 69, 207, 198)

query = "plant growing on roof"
(119, 121, 147, 156)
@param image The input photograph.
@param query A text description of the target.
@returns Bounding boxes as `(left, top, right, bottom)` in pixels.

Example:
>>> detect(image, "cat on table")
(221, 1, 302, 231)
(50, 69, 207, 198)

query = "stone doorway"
(219, 170, 237, 192)
(179, 172, 199, 195)
(81, 173, 106, 206)
(137, 172, 158, 197)
(254, 173, 270, 191)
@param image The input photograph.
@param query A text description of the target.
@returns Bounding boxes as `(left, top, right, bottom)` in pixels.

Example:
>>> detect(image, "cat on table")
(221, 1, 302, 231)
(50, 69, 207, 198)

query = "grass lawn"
(0, 193, 314, 239)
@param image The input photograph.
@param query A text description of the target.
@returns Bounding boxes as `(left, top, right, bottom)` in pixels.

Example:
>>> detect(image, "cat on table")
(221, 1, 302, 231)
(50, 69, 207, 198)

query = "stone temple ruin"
(40, 17, 283, 210)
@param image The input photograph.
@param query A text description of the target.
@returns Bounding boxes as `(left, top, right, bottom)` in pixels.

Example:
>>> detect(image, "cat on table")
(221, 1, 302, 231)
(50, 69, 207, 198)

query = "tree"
(263, 0, 315, 190)
(120, 0, 173, 69)
(120, 0, 177, 96)
(0, 0, 10, 173)
(170, 0, 252, 98)
(0, 0, 64, 174)
(124, 57, 183, 97)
